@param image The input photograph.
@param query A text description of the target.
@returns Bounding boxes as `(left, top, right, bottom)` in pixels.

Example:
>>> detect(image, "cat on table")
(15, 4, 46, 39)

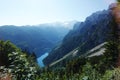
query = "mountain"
(0, 22, 75, 57)
(43, 10, 115, 65)
(49, 42, 106, 67)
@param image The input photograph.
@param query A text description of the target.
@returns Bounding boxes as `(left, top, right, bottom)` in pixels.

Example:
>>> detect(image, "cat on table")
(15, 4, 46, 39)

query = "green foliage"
(8, 52, 37, 79)
(39, 62, 116, 80)
(112, 68, 120, 80)
(0, 40, 19, 66)
(104, 41, 118, 66)
(0, 40, 39, 80)
(102, 70, 113, 80)
(66, 57, 86, 74)
(79, 63, 101, 80)
(117, 0, 120, 2)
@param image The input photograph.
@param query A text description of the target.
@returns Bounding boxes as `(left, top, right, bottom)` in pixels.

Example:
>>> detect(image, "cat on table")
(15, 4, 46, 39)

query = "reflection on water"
(37, 53, 48, 67)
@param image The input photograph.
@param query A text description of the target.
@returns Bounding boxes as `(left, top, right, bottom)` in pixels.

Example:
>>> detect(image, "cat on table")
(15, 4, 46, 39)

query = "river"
(37, 52, 49, 67)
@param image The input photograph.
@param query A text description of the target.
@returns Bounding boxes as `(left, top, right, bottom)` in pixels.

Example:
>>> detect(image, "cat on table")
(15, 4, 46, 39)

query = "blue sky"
(0, 0, 116, 26)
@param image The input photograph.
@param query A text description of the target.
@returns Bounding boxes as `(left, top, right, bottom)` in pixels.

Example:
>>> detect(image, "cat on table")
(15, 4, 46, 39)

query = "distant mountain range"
(0, 9, 116, 67)
(0, 22, 76, 57)
(43, 10, 115, 65)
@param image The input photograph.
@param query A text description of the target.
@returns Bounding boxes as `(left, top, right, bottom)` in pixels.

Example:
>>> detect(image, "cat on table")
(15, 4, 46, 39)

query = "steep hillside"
(49, 42, 106, 67)
(43, 10, 114, 65)
(0, 24, 72, 57)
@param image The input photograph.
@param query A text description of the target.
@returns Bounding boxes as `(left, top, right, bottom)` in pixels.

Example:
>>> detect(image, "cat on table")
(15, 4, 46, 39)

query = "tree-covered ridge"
(0, 25, 70, 57)
(1, 29, 120, 80)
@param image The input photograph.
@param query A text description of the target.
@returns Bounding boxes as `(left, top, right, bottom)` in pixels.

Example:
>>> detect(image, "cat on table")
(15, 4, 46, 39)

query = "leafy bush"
(0, 40, 39, 80)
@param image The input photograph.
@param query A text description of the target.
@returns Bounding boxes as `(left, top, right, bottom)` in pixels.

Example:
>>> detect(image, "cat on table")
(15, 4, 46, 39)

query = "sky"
(0, 0, 116, 26)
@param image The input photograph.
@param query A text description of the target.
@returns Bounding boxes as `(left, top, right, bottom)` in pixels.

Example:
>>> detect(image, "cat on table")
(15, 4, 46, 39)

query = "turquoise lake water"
(37, 53, 48, 67)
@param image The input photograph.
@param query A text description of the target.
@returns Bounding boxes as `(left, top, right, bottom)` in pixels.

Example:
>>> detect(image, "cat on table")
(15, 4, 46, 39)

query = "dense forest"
(0, 31, 119, 80)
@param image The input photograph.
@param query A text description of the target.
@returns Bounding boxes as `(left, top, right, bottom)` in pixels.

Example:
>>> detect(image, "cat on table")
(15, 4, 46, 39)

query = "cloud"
(104, 0, 116, 4)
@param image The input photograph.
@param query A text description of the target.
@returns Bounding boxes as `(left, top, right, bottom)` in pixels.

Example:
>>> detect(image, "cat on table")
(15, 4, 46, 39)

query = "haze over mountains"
(0, 0, 119, 79)
(0, 21, 76, 57)
(43, 10, 114, 66)
(0, 9, 115, 67)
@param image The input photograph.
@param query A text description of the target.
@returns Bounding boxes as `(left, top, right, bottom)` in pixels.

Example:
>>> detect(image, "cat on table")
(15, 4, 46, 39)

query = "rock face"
(43, 10, 115, 65)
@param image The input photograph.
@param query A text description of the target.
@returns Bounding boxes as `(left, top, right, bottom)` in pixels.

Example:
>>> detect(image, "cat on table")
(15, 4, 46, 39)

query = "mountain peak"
(43, 9, 114, 65)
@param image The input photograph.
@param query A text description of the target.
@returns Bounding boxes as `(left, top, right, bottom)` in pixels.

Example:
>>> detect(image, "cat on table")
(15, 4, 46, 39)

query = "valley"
(0, 1, 120, 80)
